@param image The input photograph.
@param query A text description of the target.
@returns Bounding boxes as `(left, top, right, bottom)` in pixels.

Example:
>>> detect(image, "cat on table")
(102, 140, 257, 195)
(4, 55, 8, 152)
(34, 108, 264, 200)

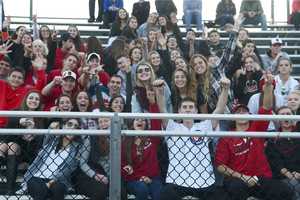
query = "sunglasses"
(137, 67, 151, 74)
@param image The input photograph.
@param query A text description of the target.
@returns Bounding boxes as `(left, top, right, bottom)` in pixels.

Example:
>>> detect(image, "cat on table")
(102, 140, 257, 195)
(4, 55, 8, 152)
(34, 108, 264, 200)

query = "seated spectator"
(47, 52, 80, 83)
(183, 0, 202, 31)
(131, 0, 150, 27)
(261, 37, 290, 73)
(288, 0, 300, 29)
(182, 29, 210, 60)
(0, 54, 12, 80)
(215, 72, 293, 200)
(42, 70, 78, 111)
(215, 0, 236, 27)
(19, 118, 82, 200)
(122, 116, 162, 200)
(0, 67, 46, 127)
(237, 28, 249, 48)
(233, 55, 263, 105)
(103, 0, 124, 28)
(158, 77, 231, 200)
(155, 0, 177, 17)
(53, 33, 75, 70)
(110, 8, 129, 38)
(0, 90, 43, 194)
(88, 74, 125, 111)
(67, 25, 85, 52)
(137, 12, 159, 38)
(273, 57, 299, 107)
(266, 106, 300, 200)
(131, 63, 172, 113)
(78, 52, 110, 90)
(240, 0, 267, 30)
(121, 16, 139, 42)
(208, 30, 224, 57)
(287, 90, 300, 113)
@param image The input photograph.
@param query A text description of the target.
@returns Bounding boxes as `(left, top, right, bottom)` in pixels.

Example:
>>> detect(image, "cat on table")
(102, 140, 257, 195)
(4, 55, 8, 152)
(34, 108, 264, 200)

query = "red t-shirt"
(53, 48, 67, 70)
(215, 107, 273, 178)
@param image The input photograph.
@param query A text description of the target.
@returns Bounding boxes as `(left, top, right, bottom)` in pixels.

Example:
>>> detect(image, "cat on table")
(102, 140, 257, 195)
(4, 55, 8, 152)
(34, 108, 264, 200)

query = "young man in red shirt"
(215, 72, 293, 200)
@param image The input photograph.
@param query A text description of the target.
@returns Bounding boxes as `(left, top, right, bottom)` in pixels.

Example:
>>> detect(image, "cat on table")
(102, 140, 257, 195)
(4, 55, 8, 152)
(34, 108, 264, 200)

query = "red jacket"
(121, 103, 162, 181)
(215, 107, 273, 178)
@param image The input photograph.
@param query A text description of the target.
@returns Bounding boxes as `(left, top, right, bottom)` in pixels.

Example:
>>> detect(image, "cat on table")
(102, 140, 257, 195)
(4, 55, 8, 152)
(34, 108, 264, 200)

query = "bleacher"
(8, 16, 300, 77)
(1, 17, 299, 200)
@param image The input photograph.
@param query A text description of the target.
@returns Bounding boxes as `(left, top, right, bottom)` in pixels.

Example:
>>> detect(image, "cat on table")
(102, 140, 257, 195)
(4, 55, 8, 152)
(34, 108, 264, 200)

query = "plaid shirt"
(208, 31, 237, 113)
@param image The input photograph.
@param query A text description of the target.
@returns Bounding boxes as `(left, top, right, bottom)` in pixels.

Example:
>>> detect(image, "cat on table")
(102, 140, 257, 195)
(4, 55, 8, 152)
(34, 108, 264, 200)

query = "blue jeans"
(184, 10, 202, 30)
(126, 177, 162, 200)
(216, 15, 235, 27)
(242, 14, 267, 30)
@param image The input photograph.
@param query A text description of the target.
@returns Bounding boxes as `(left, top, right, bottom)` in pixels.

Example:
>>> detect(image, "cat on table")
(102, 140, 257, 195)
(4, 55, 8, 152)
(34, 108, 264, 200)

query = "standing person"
(215, 0, 236, 27)
(239, 0, 267, 30)
(215, 73, 293, 200)
(132, 0, 150, 27)
(183, 0, 202, 31)
(288, 0, 300, 29)
(157, 77, 231, 200)
(88, 0, 104, 23)
(103, 0, 124, 28)
(155, 0, 177, 17)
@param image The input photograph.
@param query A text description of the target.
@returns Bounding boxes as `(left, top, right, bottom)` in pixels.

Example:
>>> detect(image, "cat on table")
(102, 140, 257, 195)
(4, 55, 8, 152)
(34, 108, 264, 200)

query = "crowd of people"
(0, 0, 300, 200)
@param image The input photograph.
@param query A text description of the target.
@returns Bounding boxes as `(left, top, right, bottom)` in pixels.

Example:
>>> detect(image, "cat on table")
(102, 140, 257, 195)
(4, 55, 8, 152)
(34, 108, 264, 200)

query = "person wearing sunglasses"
(18, 118, 82, 200)
(131, 61, 172, 113)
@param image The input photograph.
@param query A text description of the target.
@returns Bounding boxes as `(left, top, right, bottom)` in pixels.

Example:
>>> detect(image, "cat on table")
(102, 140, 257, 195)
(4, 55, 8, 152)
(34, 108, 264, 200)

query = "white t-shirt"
(165, 120, 215, 188)
(274, 75, 299, 107)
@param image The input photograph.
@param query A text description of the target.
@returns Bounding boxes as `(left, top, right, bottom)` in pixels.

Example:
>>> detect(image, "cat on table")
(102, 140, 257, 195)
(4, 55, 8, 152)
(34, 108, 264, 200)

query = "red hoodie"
(121, 103, 162, 181)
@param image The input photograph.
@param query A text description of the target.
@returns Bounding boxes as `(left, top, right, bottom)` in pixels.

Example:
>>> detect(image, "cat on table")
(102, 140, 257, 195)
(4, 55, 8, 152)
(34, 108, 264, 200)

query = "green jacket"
(240, 0, 264, 15)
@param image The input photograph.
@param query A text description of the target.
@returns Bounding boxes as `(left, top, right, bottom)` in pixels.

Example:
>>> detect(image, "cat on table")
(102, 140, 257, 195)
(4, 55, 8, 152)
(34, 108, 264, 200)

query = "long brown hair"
(190, 54, 210, 103)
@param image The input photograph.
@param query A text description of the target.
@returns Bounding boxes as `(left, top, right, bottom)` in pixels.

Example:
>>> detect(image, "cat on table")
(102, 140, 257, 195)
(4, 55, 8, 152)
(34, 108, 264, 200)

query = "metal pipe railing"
(1, 111, 300, 200)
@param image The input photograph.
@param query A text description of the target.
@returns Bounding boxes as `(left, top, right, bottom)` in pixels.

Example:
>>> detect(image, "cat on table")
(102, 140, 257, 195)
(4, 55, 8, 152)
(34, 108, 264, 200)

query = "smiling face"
(130, 48, 142, 63)
(277, 107, 295, 131)
(244, 57, 255, 72)
(174, 70, 187, 89)
(167, 37, 177, 49)
(110, 97, 125, 112)
(98, 118, 111, 130)
(133, 118, 146, 130)
(287, 93, 300, 112)
(192, 56, 207, 75)
(58, 96, 73, 112)
(136, 64, 152, 82)
(32, 40, 45, 56)
(209, 32, 220, 44)
(175, 57, 188, 71)
(21, 34, 32, 46)
(149, 52, 161, 67)
(16, 26, 26, 39)
(170, 50, 180, 61)
(8, 70, 24, 89)
(40, 26, 50, 40)
(26, 92, 41, 111)
(76, 91, 89, 112)
(158, 16, 167, 26)
(67, 26, 78, 38)
(118, 9, 128, 19)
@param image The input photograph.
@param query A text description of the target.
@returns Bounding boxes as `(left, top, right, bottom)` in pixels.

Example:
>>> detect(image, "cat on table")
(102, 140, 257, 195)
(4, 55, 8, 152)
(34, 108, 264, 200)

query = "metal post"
(271, 0, 275, 24)
(29, 0, 33, 21)
(109, 113, 121, 200)
(287, 0, 291, 20)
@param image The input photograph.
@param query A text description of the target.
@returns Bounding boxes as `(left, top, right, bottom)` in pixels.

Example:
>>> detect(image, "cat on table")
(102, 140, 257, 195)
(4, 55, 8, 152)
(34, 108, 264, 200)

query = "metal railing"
(1, 110, 300, 200)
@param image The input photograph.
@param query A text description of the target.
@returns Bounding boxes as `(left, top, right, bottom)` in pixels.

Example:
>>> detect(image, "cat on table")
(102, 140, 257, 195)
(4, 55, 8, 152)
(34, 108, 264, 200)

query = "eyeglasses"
(137, 67, 151, 74)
